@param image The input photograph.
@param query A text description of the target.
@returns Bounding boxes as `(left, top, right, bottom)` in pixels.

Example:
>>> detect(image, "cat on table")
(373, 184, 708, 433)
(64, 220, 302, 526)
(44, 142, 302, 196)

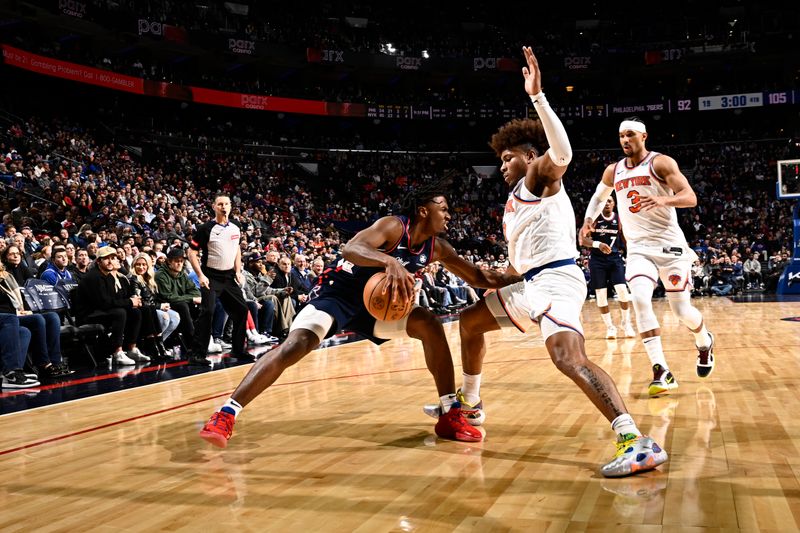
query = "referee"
(188, 194, 250, 361)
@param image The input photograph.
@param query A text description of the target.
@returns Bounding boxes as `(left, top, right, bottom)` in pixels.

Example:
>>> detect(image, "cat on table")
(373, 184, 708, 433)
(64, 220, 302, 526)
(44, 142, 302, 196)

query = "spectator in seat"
(130, 253, 180, 360)
(69, 248, 92, 283)
(291, 254, 313, 292)
(272, 256, 309, 309)
(308, 257, 326, 286)
(155, 247, 207, 365)
(115, 246, 130, 276)
(2, 245, 33, 286)
(243, 253, 292, 340)
(40, 245, 75, 286)
(0, 313, 37, 388)
(0, 261, 73, 378)
(743, 253, 762, 289)
(264, 250, 280, 272)
(708, 259, 734, 297)
(12, 233, 37, 273)
(64, 242, 76, 266)
(421, 264, 451, 310)
(74, 246, 147, 366)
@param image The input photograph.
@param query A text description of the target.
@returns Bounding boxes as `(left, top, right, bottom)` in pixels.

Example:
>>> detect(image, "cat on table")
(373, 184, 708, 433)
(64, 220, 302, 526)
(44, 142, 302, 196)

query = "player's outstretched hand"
(522, 46, 542, 96)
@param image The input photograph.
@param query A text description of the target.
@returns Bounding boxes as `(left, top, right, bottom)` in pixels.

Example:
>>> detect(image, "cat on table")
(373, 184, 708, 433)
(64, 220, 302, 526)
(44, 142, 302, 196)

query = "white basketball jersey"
(503, 180, 579, 273)
(614, 151, 689, 251)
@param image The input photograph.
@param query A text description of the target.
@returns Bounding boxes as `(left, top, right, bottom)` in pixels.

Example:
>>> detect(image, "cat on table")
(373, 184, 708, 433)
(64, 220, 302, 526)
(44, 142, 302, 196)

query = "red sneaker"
(434, 403, 483, 442)
(199, 411, 236, 448)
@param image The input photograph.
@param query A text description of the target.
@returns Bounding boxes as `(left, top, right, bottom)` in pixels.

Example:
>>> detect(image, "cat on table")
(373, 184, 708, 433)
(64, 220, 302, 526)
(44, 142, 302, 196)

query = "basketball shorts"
(291, 283, 412, 345)
(485, 263, 586, 340)
(626, 247, 699, 293)
(589, 254, 626, 290)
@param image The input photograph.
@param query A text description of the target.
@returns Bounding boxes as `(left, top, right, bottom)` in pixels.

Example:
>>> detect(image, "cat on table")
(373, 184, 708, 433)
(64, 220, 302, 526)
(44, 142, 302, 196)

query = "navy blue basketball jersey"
(591, 213, 623, 257)
(316, 215, 435, 292)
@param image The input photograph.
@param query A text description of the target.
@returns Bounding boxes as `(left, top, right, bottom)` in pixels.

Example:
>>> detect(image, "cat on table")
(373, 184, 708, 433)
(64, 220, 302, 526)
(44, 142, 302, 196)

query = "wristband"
(529, 92, 547, 106)
(592, 241, 601, 249)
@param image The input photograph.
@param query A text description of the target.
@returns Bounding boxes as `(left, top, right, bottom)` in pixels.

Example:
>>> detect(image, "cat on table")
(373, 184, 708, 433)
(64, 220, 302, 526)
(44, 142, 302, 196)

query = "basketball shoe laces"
(209, 411, 235, 438)
(612, 433, 640, 458)
(447, 406, 477, 434)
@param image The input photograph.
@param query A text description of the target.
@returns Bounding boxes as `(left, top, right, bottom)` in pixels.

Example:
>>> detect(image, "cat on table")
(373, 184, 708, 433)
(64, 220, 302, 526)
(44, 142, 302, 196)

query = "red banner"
(1, 44, 365, 117)
(191, 87, 328, 115)
(2, 44, 144, 94)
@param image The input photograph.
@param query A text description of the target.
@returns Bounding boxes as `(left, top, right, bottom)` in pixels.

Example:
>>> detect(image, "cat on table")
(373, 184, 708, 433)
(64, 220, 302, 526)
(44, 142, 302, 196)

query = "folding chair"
(23, 279, 105, 368)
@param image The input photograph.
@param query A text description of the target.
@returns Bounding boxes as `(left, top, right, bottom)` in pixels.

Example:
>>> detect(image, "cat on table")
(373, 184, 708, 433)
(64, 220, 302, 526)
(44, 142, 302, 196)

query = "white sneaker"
(266, 335, 280, 344)
(622, 321, 636, 338)
(249, 332, 269, 345)
(113, 350, 136, 366)
(208, 339, 223, 353)
(606, 325, 618, 339)
(127, 347, 151, 363)
(214, 337, 232, 350)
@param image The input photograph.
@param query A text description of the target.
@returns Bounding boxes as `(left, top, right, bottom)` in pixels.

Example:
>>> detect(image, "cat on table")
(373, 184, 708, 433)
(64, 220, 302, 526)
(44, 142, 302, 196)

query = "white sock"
(461, 372, 482, 404)
(611, 413, 642, 438)
(440, 393, 457, 414)
(693, 324, 712, 350)
(600, 312, 613, 327)
(220, 398, 243, 418)
(643, 336, 668, 369)
(620, 307, 631, 324)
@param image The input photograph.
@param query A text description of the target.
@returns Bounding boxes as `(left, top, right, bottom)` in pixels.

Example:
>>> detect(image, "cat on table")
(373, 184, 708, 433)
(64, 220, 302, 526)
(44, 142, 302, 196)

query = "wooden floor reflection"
(1, 297, 799, 531)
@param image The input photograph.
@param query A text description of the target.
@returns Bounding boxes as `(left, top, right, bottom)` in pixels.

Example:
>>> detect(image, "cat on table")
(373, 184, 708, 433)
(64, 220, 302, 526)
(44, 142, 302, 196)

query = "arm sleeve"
(584, 181, 615, 221)
(530, 93, 572, 167)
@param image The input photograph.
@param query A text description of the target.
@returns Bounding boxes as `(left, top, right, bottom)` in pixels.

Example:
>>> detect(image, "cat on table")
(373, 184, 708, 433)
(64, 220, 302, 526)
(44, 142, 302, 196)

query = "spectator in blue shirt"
(40, 245, 74, 286)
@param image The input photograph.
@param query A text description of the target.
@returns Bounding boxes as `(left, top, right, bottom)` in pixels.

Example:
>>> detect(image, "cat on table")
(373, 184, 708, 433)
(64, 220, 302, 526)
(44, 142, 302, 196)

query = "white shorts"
(626, 248, 698, 293)
(485, 264, 586, 340)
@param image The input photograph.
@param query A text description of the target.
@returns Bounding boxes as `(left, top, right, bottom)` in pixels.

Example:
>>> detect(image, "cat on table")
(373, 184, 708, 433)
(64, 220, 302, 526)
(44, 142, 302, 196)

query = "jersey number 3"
(627, 190, 643, 213)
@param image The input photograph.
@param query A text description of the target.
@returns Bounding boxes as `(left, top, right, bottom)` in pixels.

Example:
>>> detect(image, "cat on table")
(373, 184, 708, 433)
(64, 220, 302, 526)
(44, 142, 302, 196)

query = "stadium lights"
(422, 50, 429, 59)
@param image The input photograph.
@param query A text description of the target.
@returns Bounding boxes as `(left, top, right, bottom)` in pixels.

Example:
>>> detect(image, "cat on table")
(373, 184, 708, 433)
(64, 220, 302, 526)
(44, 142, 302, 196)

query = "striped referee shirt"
(190, 220, 241, 272)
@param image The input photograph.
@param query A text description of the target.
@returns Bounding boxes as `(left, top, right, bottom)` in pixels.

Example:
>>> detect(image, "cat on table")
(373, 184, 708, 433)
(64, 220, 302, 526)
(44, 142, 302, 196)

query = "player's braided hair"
(488, 118, 547, 158)
(400, 170, 456, 220)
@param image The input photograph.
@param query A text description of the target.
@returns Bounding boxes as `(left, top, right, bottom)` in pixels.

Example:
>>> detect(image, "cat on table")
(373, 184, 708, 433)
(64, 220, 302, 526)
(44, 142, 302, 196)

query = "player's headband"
(619, 120, 646, 133)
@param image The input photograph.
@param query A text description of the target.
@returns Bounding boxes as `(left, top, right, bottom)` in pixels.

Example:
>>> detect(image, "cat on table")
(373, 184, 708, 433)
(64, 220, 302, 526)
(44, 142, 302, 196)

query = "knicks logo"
(668, 274, 681, 286)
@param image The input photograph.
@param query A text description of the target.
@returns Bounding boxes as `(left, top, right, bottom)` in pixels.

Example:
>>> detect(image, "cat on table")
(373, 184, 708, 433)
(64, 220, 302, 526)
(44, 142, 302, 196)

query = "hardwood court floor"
(1, 298, 799, 532)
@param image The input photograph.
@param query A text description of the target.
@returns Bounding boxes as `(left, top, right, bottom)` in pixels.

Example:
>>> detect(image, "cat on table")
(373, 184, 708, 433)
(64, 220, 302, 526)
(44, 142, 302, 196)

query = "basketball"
(363, 272, 414, 321)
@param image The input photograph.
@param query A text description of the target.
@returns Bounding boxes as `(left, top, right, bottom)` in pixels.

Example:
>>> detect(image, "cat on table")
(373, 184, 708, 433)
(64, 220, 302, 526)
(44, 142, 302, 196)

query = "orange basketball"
(363, 272, 414, 322)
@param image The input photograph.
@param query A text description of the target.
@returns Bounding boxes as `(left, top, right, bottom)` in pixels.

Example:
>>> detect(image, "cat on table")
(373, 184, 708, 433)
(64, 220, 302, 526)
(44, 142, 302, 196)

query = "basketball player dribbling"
(580, 118, 715, 397)
(428, 46, 668, 477)
(199, 190, 521, 447)
(579, 196, 636, 339)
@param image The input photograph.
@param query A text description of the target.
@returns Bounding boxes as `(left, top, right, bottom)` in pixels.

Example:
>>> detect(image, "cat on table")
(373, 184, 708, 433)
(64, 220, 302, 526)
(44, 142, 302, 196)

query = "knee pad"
(614, 283, 630, 303)
(666, 290, 703, 329)
(628, 276, 659, 332)
(595, 288, 608, 308)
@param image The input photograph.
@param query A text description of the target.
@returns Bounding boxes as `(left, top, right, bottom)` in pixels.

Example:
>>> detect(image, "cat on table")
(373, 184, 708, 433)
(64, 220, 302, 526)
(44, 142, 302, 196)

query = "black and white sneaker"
(2, 369, 41, 389)
(696, 332, 715, 378)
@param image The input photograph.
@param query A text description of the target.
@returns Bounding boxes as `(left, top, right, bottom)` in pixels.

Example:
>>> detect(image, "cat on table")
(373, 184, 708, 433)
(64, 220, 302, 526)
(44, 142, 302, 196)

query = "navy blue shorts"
(307, 283, 388, 345)
(589, 254, 626, 290)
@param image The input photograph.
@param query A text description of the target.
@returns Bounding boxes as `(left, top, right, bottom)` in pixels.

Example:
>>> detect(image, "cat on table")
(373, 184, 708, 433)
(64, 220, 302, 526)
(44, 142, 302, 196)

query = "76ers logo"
(668, 274, 682, 286)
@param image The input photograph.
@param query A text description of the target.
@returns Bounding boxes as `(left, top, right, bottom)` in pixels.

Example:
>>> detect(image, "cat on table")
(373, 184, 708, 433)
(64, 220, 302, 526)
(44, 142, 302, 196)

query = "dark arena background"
(1, 1, 799, 530)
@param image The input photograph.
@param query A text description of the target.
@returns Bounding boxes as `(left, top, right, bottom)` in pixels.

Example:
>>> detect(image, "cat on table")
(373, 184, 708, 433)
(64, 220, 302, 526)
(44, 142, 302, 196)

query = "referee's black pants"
(196, 271, 248, 357)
